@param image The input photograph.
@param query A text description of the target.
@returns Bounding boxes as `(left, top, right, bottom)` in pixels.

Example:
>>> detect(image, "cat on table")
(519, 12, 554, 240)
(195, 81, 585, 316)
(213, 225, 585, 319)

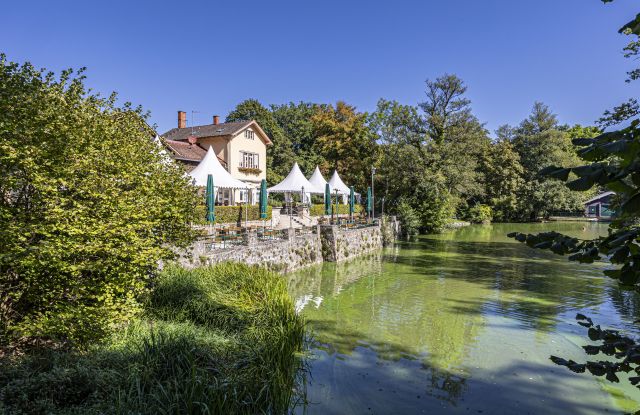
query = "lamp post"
(371, 167, 376, 222)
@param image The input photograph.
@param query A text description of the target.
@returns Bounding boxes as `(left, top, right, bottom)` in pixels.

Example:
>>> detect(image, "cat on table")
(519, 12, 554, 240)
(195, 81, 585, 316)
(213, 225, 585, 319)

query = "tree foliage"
(270, 102, 328, 174)
(511, 103, 588, 219)
(311, 101, 378, 191)
(0, 56, 199, 347)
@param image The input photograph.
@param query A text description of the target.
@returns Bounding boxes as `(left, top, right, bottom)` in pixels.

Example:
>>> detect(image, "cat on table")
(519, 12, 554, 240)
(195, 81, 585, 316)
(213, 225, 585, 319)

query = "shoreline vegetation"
(0, 263, 305, 415)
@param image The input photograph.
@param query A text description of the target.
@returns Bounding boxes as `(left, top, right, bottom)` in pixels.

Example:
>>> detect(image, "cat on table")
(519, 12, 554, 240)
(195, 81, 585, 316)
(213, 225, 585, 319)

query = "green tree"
(226, 99, 295, 184)
(481, 138, 525, 222)
(370, 99, 457, 233)
(311, 101, 378, 191)
(419, 74, 474, 145)
(419, 75, 491, 210)
(270, 102, 327, 174)
(511, 103, 586, 219)
(0, 56, 199, 347)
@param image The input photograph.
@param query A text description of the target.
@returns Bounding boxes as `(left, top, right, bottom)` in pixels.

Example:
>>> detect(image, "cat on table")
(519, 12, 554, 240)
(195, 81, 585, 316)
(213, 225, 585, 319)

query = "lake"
(286, 222, 640, 414)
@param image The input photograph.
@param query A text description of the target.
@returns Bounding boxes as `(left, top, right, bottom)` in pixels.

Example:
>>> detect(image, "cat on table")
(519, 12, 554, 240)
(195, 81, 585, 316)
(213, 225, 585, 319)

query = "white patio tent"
(188, 146, 249, 204)
(328, 170, 352, 204)
(308, 166, 328, 191)
(268, 162, 323, 203)
(308, 166, 329, 203)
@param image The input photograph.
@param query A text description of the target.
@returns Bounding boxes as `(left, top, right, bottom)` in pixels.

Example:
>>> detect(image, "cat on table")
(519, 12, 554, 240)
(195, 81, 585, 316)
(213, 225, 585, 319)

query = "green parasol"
(206, 174, 215, 223)
(324, 182, 332, 216)
(366, 187, 372, 218)
(259, 179, 267, 219)
(349, 186, 355, 217)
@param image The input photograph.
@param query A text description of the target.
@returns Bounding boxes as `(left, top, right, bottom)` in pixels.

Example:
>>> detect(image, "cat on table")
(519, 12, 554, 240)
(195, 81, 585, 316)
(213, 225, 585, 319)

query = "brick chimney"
(213, 115, 220, 125)
(178, 111, 186, 129)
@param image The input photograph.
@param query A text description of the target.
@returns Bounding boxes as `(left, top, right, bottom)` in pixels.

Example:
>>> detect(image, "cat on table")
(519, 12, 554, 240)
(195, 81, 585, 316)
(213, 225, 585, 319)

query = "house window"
(244, 130, 255, 140)
(239, 151, 259, 169)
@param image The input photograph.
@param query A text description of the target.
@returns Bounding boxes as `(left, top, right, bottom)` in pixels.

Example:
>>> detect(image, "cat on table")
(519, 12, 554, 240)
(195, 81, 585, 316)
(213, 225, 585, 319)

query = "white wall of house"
(228, 127, 267, 183)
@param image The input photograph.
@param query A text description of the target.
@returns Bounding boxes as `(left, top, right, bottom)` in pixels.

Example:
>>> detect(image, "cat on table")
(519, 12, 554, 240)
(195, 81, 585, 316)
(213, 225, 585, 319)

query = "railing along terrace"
(294, 226, 316, 237)
(257, 227, 287, 242)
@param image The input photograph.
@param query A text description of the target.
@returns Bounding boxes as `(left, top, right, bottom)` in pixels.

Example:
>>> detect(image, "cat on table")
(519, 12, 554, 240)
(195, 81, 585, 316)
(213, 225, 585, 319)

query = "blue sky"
(3, 0, 639, 136)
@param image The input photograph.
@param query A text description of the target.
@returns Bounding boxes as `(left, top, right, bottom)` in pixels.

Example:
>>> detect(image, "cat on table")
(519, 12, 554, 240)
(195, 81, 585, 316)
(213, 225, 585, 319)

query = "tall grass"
(0, 263, 305, 414)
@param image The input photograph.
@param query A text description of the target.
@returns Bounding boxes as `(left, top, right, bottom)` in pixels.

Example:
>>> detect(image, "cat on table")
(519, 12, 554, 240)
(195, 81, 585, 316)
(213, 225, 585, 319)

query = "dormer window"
(244, 130, 255, 140)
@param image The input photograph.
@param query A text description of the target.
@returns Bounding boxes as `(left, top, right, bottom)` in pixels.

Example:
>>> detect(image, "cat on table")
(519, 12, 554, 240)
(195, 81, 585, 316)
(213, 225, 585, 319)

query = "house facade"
(162, 111, 272, 205)
(584, 191, 615, 219)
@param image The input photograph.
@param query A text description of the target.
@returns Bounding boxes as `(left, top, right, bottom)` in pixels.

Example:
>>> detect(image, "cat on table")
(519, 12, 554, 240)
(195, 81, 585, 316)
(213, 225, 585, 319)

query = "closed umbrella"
(366, 187, 372, 221)
(259, 179, 267, 219)
(349, 186, 355, 219)
(324, 182, 332, 216)
(206, 174, 215, 223)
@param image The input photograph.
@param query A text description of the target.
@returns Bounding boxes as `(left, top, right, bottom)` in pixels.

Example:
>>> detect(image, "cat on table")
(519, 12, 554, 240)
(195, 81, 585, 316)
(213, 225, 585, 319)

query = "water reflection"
(287, 223, 640, 414)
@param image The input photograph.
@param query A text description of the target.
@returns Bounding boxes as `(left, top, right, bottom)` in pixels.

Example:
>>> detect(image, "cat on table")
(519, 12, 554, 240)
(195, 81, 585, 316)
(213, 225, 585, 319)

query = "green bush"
(396, 200, 420, 236)
(0, 56, 198, 348)
(414, 190, 457, 233)
(465, 204, 493, 224)
(0, 263, 305, 414)
(309, 203, 363, 216)
(194, 204, 272, 224)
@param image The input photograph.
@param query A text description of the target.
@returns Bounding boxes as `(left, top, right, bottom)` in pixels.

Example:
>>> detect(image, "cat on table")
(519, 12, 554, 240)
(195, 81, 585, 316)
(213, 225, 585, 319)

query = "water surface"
(286, 223, 640, 414)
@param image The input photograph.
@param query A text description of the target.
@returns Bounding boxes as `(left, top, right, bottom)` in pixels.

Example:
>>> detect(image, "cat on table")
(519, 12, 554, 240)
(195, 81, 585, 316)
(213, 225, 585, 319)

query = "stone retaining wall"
(180, 221, 396, 273)
(320, 225, 382, 262)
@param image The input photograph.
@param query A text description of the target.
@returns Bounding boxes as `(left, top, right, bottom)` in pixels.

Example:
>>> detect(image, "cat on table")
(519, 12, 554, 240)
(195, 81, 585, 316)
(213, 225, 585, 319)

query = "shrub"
(0, 263, 305, 414)
(309, 203, 363, 216)
(194, 204, 272, 224)
(465, 204, 493, 224)
(396, 200, 420, 236)
(415, 191, 457, 233)
(0, 56, 199, 348)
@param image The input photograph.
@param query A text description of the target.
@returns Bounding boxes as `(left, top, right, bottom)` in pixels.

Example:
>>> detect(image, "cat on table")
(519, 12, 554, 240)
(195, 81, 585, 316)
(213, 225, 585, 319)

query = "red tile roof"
(163, 139, 226, 167)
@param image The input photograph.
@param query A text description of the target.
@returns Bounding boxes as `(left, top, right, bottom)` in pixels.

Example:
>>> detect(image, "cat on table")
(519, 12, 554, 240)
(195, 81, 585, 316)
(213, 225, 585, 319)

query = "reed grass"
(0, 263, 305, 414)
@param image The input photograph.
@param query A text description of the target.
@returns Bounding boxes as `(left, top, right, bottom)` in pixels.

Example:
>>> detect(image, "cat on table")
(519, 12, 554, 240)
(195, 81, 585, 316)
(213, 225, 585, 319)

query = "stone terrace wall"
(321, 225, 383, 262)
(180, 227, 322, 273)
(180, 223, 392, 273)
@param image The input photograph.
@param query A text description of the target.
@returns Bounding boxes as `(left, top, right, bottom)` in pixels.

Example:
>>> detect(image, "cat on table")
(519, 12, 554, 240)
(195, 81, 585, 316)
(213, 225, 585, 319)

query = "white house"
(162, 112, 272, 205)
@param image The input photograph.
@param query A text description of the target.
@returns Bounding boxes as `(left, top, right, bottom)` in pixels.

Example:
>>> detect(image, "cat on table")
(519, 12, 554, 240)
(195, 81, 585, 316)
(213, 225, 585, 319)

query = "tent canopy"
(308, 166, 328, 191)
(267, 162, 323, 194)
(189, 146, 249, 189)
(328, 170, 351, 196)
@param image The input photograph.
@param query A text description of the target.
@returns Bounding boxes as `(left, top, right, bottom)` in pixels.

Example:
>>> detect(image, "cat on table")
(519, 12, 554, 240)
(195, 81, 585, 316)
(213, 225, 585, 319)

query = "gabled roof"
(164, 139, 207, 161)
(163, 139, 227, 167)
(584, 191, 615, 205)
(161, 120, 272, 145)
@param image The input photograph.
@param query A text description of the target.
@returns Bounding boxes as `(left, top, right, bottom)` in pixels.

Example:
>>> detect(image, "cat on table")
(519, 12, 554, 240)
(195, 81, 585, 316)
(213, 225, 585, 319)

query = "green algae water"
(286, 223, 640, 414)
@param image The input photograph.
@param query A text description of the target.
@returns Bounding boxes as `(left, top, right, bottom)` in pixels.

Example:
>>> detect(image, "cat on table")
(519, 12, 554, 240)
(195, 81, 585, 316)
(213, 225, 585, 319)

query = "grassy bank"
(0, 263, 305, 414)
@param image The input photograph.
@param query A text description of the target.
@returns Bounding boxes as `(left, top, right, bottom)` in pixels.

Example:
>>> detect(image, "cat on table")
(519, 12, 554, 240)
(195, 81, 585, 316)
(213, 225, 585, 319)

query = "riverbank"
(0, 263, 304, 414)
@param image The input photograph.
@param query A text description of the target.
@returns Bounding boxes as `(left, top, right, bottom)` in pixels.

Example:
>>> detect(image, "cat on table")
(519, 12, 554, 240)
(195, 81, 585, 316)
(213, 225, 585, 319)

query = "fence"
(198, 225, 319, 251)
(257, 228, 288, 243)
(548, 210, 585, 217)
